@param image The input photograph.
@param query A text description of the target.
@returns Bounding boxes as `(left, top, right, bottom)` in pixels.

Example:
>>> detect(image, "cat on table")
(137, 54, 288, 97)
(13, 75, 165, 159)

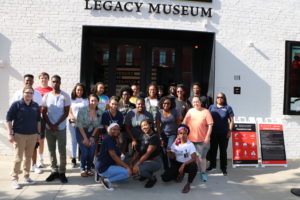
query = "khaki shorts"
(193, 142, 210, 159)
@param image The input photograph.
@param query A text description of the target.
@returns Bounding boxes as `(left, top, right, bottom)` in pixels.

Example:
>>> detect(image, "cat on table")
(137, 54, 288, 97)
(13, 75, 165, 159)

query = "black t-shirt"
(139, 132, 160, 160)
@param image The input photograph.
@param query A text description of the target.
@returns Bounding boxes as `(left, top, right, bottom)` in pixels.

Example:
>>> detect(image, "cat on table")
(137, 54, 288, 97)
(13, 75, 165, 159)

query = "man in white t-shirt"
(42, 75, 71, 183)
(11, 74, 42, 106)
(11, 74, 43, 175)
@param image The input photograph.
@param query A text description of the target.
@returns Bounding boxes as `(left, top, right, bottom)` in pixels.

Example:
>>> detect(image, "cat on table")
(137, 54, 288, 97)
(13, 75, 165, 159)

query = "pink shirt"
(183, 108, 214, 142)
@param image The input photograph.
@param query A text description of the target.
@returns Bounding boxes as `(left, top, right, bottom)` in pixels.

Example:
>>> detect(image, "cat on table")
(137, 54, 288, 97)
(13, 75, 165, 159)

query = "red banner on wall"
(232, 123, 258, 167)
(259, 124, 287, 166)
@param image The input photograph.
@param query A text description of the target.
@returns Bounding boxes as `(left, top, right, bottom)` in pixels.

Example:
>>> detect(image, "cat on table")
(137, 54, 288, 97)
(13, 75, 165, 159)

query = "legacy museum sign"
(84, 0, 213, 17)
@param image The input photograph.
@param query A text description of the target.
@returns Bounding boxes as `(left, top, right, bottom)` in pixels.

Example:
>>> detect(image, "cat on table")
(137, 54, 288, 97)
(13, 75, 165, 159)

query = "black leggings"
(161, 160, 198, 183)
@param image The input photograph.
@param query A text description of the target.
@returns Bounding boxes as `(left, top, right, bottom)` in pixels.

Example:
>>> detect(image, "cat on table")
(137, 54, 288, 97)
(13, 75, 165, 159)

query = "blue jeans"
(161, 133, 177, 170)
(98, 165, 129, 183)
(76, 128, 96, 171)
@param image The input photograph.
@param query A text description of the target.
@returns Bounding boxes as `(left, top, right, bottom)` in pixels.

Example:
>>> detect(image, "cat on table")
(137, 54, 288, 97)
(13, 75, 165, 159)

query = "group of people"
(6, 72, 234, 194)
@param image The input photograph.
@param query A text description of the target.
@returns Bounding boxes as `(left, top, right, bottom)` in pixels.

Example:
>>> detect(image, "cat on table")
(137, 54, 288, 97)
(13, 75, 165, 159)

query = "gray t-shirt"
(157, 108, 179, 136)
(124, 109, 154, 140)
(42, 91, 71, 130)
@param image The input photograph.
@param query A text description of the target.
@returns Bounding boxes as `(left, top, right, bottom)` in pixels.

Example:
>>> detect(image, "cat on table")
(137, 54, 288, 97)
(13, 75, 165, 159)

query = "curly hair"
(159, 96, 176, 110)
(119, 86, 133, 98)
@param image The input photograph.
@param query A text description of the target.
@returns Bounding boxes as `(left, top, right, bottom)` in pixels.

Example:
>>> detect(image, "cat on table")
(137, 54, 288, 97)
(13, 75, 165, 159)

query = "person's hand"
(227, 131, 231, 139)
(133, 164, 140, 175)
(8, 134, 15, 144)
(82, 137, 90, 147)
(179, 163, 185, 174)
(166, 146, 171, 153)
(50, 124, 59, 131)
(89, 137, 95, 145)
(132, 140, 138, 150)
(127, 167, 133, 177)
(204, 137, 210, 145)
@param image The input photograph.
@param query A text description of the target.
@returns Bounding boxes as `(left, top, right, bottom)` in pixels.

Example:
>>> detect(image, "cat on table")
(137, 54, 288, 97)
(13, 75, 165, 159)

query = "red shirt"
(35, 86, 53, 97)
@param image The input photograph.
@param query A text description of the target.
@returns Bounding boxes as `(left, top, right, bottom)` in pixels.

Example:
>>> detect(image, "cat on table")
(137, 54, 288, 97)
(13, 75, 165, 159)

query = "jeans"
(76, 128, 96, 171)
(139, 157, 161, 178)
(161, 133, 177, 169)
(98, 165, 129, 183)
(68, 122, 78, 158)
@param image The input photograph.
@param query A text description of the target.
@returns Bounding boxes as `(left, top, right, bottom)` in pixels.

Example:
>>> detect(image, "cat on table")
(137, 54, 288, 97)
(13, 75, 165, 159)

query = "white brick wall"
(0, 0, 300, 158)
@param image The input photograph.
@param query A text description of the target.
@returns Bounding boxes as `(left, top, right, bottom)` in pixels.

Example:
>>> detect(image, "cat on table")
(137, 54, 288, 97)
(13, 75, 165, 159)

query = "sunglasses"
(24, 92, 33, 94)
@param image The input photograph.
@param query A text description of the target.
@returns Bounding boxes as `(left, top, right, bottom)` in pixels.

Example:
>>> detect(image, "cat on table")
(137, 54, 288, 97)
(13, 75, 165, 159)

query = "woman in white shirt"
(161, 124, 198, 193)
(68, 83, 88, 167)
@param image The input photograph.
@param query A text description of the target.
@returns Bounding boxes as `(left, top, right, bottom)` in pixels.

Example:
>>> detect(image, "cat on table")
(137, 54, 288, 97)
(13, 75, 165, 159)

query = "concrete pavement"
(0, 124, 300, 200)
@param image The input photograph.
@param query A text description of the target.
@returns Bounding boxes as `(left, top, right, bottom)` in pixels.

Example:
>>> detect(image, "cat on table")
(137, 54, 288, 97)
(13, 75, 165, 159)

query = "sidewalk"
(0, 125, 300, 200)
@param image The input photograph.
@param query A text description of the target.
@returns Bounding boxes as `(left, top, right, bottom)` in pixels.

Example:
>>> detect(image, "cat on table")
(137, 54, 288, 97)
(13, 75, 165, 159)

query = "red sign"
(232, 123, 258, 165)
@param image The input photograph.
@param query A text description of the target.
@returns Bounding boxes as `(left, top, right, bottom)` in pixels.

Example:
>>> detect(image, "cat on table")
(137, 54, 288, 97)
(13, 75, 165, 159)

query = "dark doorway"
(81, 26, 214, 98)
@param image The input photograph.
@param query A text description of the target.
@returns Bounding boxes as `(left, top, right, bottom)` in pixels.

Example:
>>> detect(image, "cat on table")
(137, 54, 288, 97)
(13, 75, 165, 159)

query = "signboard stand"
(232, 117, 259, 168)
(258, 119, 288, 168)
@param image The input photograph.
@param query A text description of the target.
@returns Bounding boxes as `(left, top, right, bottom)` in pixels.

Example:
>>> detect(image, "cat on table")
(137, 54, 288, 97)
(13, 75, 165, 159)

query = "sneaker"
(12, 180, 21, 189)
(206, 166, 216, 172)
(101, 177, 114, 191)
(120, 154, 125, 160)
(95, 173, 101, 183)
(222, 169, 228, 176)
(139, 176, 147, 182)
(46, 172, 59, 182)
(181, 183, 191, 193)
(59, 173, 68, 183)
(37, 159, 44, 168)
(32, 164, 42, 174)
(24, 177, 35, 184)
(145, 176, 157, 188)
(71, 158, 77, 168)
(201, 172, 207, 182)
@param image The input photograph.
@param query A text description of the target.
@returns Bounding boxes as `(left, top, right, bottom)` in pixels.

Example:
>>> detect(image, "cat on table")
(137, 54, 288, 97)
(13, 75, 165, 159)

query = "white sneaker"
(24, 177, 35, 184)
(12, 180, 21, 189)
(31, 164, 42, 174)
(37, 159, 44, 168)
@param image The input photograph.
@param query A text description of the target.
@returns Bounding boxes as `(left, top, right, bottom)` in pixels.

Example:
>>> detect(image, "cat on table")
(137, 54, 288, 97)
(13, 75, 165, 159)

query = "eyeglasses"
(24, 92, 33, 94)
(217, 96, 224, 99)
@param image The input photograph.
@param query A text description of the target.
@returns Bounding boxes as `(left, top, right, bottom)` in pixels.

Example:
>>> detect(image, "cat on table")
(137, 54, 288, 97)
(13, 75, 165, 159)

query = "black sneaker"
(101, 177, 114, 191)
(145, 176, 157, 188)
(46, 172, 59, 182)
(206, 166, 216, 172)
(222, 169, 228, 176)
(139, 176, 147, 181)
(71, 158, 77, 168)
(59, 173, 68, 183)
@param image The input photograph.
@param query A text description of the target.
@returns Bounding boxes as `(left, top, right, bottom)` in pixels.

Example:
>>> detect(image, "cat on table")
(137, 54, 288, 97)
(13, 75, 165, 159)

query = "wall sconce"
(248, 42, 255, 48)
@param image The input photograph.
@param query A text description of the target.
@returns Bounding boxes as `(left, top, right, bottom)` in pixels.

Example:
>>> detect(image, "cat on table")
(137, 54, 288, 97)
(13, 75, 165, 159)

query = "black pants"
(209, 134, 229, 170)
(161, 160, 198, 183)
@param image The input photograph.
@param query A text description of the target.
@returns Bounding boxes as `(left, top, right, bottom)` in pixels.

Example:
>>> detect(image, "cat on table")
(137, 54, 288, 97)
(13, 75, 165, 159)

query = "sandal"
(87, 170, 94, 176)
(81, 171, 88, 177)
(181, 183, 190, 193)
